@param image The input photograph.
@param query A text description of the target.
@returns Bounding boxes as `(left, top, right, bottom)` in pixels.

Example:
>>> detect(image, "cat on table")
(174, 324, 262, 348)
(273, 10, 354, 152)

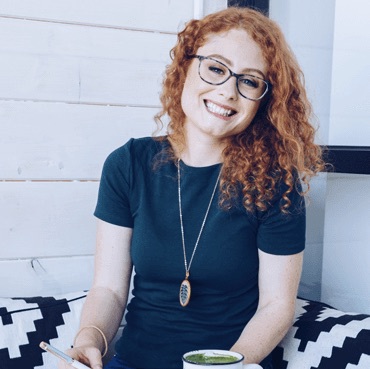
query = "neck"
(176, 129, 225, 167)
(180, 140, 225, 167)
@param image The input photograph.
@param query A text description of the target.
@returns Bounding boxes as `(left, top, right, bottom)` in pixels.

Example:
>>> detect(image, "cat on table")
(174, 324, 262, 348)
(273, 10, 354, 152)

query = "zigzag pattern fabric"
(0, 291, 86, 369)
(272, 298, 370, 369)
(1, 293, 369, 368)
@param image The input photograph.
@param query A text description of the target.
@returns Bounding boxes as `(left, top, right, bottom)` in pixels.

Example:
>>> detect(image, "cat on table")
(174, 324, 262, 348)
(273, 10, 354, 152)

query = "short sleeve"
(94, 140, 134, 228)
(257, 181, 306, 255)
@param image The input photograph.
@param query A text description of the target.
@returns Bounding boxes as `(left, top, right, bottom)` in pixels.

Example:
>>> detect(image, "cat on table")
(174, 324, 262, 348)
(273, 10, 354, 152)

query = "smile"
(204, 100, 237, 117)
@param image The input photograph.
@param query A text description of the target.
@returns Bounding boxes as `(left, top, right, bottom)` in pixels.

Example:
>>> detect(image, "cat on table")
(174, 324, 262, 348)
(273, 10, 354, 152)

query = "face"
(181, 29, 267, 142)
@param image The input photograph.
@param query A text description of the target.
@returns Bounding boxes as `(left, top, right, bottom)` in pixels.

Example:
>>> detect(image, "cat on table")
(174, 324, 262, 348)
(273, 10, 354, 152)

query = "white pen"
(39, 341, 91, 369)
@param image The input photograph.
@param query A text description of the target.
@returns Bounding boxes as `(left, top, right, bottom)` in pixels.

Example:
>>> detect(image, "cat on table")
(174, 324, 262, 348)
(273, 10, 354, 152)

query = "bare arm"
(230, 250, 303, 364)
(59, 219, 133, 369)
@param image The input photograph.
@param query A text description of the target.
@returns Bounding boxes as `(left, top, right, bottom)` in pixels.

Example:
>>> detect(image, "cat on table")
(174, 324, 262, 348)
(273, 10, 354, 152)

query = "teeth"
(205, 101, 235, 117)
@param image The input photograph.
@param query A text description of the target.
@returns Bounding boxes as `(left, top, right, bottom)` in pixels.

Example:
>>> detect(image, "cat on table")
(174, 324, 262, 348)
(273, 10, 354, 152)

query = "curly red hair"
(155, 7, 325, 212)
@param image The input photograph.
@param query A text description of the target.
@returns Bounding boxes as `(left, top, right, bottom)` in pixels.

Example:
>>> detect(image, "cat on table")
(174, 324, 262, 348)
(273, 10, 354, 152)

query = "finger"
(89, 361, 103, 369)
(89, 360, 103, 369)
(86, 347, 103, 369)
(57, 349, 83, 369)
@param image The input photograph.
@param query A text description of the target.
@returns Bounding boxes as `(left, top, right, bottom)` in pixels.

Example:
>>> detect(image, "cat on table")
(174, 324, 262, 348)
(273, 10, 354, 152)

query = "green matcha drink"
(183, 349, 244, 367)
(185, 353, 239, 364)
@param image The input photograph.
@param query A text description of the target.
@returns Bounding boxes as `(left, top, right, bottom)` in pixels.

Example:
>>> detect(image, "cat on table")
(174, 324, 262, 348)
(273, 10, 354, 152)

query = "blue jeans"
(104, 355, 134, 369)
(104, 354, 274, 369)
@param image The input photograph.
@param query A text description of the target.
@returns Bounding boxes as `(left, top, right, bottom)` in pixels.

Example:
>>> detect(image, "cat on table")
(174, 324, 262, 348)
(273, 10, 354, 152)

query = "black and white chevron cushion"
(272, 298, 370, 369)
(0, 291, 87, 369)
(1, 293, 370, 369)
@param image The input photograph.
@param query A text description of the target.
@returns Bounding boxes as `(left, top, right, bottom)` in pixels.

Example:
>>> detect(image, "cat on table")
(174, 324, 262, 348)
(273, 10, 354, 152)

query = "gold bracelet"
(73, 325, 108, 358)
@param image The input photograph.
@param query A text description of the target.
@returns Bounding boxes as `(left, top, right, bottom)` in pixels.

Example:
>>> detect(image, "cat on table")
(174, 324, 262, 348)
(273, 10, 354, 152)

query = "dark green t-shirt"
(94, 137, 305, 369)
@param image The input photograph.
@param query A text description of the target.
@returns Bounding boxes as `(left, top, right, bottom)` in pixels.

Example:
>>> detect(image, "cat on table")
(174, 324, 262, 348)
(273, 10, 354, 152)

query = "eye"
(239, 76, 260, 89)
(208, 65, 226, 75)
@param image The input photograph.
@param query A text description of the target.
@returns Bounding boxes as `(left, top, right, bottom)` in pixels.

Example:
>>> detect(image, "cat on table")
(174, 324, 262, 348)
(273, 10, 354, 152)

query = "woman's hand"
(57, 346, 103, 369)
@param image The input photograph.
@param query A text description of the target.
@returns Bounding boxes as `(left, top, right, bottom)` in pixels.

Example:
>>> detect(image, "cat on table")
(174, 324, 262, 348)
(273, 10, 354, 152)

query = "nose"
(218, 76, 239, 100)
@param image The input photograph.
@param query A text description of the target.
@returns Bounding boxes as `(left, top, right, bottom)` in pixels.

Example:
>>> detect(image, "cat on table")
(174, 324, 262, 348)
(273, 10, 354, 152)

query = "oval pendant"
(179, 279, 191, 307)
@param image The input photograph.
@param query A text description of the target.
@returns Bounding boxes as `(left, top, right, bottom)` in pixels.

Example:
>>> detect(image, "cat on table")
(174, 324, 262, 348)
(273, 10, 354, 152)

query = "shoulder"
(257, 176, 305, 222)
(98, 137, 167, 195)
(106, 136, 166, 165)
(256, 178, 306, 255)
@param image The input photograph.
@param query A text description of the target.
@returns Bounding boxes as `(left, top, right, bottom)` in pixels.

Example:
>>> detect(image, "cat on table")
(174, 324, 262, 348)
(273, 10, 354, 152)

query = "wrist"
(73, 325, 108, 358)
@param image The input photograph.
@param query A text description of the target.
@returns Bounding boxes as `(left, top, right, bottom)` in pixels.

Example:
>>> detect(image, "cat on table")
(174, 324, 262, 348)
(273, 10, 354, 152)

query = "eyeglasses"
(189, 55, 270, 101)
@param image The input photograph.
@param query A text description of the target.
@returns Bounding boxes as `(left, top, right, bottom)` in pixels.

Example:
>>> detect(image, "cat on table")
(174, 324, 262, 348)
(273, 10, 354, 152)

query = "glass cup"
(182, 349, 263, 369)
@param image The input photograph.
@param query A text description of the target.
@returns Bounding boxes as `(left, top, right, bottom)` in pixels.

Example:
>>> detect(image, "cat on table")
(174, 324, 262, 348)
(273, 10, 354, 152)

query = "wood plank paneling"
(0, 0, 196, 299)
(0, 0, 193, 33)
(0, 18, 175, 104)
(0, 256, 94, 297)
(0, 52, 80, 102)
(0, 181, 98, 258)
(79, 57, 164, 106)
(0, 53, 165, 106)
(0, 53, 164, 104)
(0, 17, 175, 60)
(0, 101, 158, 179)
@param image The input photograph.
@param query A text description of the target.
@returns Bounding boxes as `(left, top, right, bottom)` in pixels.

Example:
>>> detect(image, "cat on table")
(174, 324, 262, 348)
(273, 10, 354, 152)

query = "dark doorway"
(228, 0, 269, 14)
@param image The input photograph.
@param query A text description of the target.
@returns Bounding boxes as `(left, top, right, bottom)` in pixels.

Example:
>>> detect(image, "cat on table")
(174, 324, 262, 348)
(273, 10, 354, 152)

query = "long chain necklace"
(177, 159, 221, 307)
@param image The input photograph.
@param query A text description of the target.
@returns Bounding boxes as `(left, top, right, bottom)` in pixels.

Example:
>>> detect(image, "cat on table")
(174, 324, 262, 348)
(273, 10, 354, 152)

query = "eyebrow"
(207, 53, 266, 79)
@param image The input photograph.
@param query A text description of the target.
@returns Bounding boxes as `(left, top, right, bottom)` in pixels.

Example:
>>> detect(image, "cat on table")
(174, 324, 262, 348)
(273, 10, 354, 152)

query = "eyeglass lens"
(199, 57, 267, 100)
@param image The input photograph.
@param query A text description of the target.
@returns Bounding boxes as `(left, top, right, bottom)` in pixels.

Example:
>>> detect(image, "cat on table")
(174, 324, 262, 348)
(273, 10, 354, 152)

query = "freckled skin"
(181, 29, 267, 142)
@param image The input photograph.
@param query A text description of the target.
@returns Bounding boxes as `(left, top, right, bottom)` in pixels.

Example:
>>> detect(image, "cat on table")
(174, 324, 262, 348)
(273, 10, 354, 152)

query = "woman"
(59, 7, 324, 369)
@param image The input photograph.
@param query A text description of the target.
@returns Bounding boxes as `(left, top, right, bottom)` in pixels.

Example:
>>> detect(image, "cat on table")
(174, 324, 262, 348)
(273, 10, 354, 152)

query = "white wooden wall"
(0, 1, 197, 297)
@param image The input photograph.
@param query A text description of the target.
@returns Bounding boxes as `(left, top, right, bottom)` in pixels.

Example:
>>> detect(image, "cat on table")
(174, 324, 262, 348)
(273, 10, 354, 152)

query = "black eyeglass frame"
(189, 54, 271, 101)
